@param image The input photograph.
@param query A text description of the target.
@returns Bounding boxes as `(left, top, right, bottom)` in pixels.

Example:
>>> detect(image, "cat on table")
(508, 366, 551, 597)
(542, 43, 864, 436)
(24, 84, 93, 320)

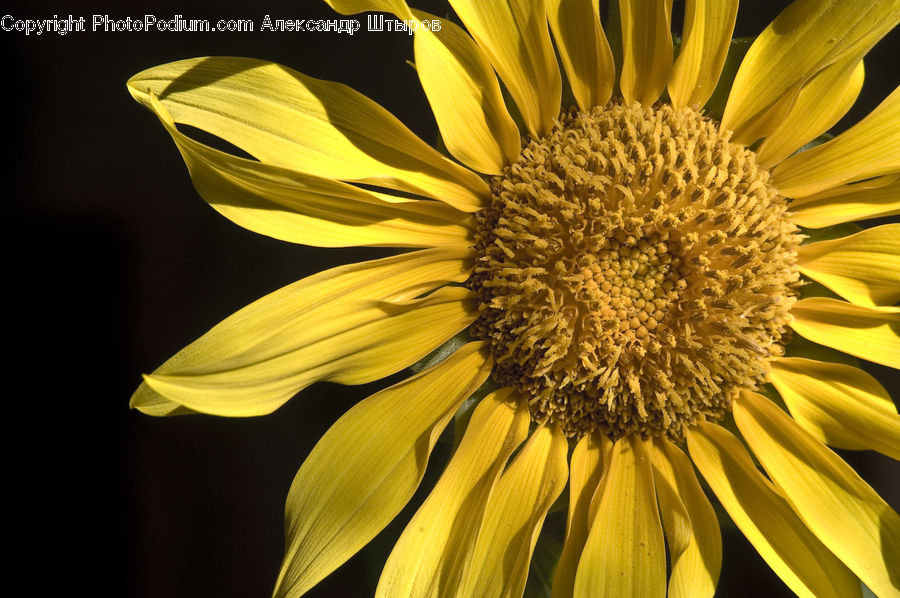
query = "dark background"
(4, 1, 897, 596)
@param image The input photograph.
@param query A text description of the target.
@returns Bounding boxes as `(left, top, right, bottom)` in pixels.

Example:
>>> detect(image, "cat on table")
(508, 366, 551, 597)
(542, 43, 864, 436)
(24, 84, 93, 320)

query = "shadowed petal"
(651, 438, 721, 598)
(619, 0, 673, 106)
(546, 0, 615, 111)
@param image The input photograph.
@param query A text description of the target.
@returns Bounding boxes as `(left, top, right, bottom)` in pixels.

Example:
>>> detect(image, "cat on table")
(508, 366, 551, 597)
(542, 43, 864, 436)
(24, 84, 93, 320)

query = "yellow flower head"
(128, 0, 900, 596)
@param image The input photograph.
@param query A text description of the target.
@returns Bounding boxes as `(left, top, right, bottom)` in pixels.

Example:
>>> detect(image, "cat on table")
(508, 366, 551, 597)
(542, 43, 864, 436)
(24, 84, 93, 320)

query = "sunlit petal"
(721, 0, 899, 144)
(274, 343, 492, 597)
(789, 298, 900, 369)
(769, 357, 900, 459)
(774, 86, 900, 198)
(788, 175, 900, 228)
(460, 423, 569, 598)
(668, 0, 739, 111)
(449, 0, 562, 136)
(735, 392, 900, 597)
(687, 422, 862, 598)
(376, 389, 530, 598)
(757, 56, 864, 169)
(619, 0, 673, 106)
(127, 56, 489, 211)
(143, 93, 471, 248)
(797, 224, 900, 306)
(575, 436, 666, 598)
(131, 249, 475, 416)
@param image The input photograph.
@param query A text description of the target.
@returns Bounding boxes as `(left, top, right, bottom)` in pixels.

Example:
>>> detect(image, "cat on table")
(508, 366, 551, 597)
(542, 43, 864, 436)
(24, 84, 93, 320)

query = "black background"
(4, 1, 897, 597)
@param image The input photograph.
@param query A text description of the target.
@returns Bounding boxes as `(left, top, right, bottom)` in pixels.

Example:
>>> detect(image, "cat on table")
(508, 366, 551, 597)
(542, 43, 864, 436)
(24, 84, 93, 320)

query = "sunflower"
(127, 0, 900, 596)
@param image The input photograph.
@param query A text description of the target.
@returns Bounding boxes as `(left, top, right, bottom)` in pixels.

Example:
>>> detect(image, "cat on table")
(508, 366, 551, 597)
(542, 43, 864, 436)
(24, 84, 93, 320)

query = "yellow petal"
(757, 56, 865, 169)
(320, 0, 411, 15)
(460, 423, 569, 598)
(668, 0, 739, 111)
(789, 297, 900, 369)
(734, 391, 900, 598)
(619, 0, 673, 107)
(323, 0, 521, 173)
(551, 433, 611, 598)
(686, 422, 862, 598)
(127, 56, 488, 211)
(376, 388, 530, 598)
(774, 86, 900, 197)
(449, 0, 561, 137)
(720, 0, 900, 145)
(575, 436, 666, 598)
(651, 439, 721, 598)
(769, 357, 900, 459)
(797, 224, 900, 306)
(273, 342, 493, 598)
(143, 93, 471, 248)
(788, 175, 900, 228)
(546, 0, 615, 111)
(130, 248, 475, 416)
(412, 11, 521, 173)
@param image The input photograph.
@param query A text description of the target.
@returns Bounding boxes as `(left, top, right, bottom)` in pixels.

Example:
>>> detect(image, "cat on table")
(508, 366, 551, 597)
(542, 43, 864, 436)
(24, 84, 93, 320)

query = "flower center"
(469, 103, 801, 440)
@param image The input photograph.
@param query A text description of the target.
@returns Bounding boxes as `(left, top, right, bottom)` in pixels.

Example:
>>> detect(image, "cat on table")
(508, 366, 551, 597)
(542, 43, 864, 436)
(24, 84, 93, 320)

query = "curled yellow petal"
(789, 297, 900, 369)
(546, 0, 615, 111)
(143, 93, 471, 248)
(459, 423, 569, 598)
(449, 0, 561, 136)
(788, 175, 900, 228)
(769, 357, 900, 459)
(273, 342, 493, 598)
(735, 392, 900, 598)
(619, 0, 673, 107)
(668, 0, 739, 111)
(130, 249, 475, 416)
(757, 56, 865, 169)
(797, 224, 900, 306)
(774, 86, 900, 198)
(127, 56, 488, 211)
(687, 421, 862, 598)
(376, 388, 530, 598)
(651, 439, 721, 598)
(575, 436, 665, 598)
(551, 432, 610, 598)
(721, 0, 900, 145)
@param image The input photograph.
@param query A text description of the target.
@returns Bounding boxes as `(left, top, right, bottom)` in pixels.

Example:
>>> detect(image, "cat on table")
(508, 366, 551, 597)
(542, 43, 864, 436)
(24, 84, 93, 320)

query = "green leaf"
(408, 328, 474, 373)
(605, 0, 623, 96)
(798, 222, 863, 244)
(451, 375, 500, 450)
